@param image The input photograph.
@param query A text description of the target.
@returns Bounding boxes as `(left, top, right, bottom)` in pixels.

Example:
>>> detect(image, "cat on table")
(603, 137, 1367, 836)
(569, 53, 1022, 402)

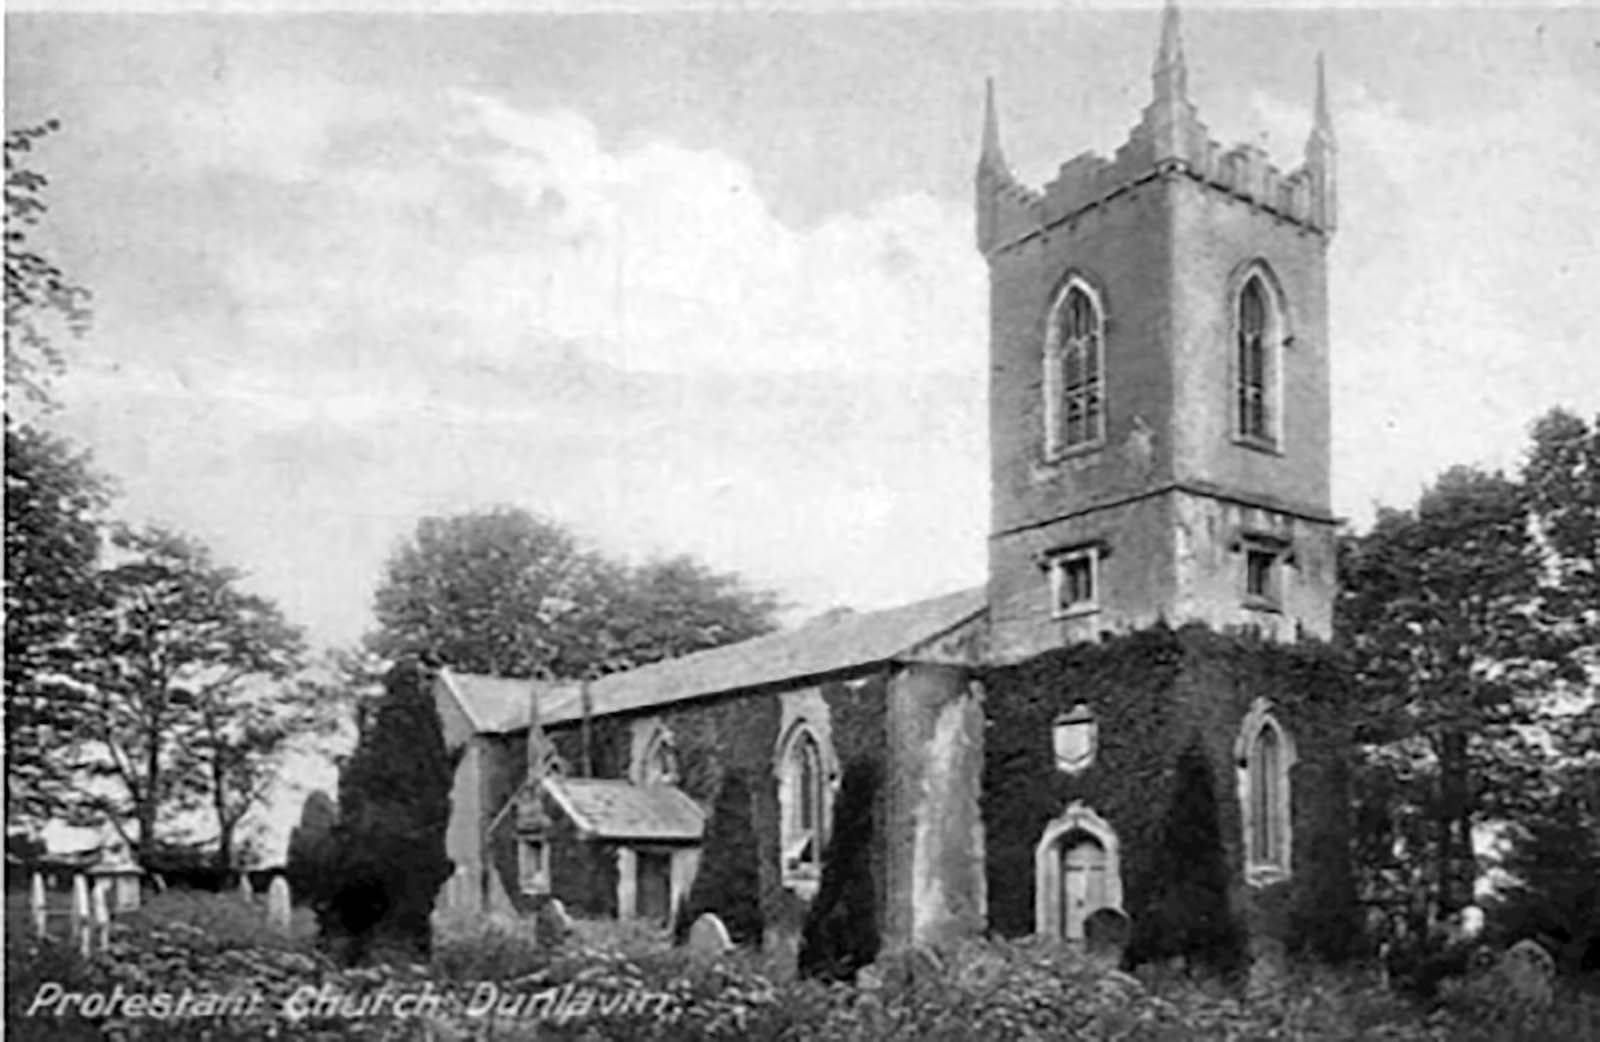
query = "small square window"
(1244, 548, 1278, 604)
(1049, 548, 1099, 617)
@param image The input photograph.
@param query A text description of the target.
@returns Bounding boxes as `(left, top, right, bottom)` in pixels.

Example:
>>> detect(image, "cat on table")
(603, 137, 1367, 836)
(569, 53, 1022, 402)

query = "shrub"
(324, 656, 457, 963)
(799, 757, 881, 981)
(285, 788, 338, 912)
(674, 769, 763, 946)
(1131, 736, 1247, 976)
(119, 889, 311, 953)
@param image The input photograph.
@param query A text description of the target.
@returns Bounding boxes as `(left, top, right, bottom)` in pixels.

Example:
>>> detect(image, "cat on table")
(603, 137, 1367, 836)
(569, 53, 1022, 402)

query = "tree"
(323, 657, 456, 962)
(193, 670, 330, 872)
(286, 789, 339, 910)
(673, 770, 764, 947)
(5, 120, 90, 409)
(1340, 466, 1578, 926)
(799, 758, 882, 980)
(4, 423, 110, 823)
(1132, 738, 1245, 974)
(368, 506, 780, 679)
(1524, 408, 1599, 658)
(70, 525, 305, 863)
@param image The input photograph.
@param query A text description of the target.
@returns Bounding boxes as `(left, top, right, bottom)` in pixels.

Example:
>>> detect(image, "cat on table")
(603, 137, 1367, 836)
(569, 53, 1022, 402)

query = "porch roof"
(542, 777, 705, 844)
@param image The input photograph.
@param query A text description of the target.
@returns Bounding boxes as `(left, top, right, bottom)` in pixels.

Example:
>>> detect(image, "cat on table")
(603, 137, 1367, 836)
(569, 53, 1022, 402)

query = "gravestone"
(1084, 907, 1131, 965)
(1487, 939, 1555, 1013)
(267, 876, 293, 931)
(1246, 935, 1289, 998)
(686, 912, 733, 960)
(30, 874, 47, 938)
(238, 874, 253, 902)
(537, 897, 573, 944)
(71, 874, 91, 958)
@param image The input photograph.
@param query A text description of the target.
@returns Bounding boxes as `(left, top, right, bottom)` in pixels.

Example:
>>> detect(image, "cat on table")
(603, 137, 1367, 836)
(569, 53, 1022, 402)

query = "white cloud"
(54, 85, 991, 649)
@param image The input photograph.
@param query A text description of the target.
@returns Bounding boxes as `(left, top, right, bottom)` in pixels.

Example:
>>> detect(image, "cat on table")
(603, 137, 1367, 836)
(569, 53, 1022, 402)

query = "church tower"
(978, 1, 1338, 664)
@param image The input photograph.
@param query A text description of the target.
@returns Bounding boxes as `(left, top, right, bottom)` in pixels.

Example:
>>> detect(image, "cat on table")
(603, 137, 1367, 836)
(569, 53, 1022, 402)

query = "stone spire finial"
(1304, 52, 1337, 232)
(1314, 53, 1334, 143)
(1152, 0, 1188, 105)
(979, 77, 1006, 172)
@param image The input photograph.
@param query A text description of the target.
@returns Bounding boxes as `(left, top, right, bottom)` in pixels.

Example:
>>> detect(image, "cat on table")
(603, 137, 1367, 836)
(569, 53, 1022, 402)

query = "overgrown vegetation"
(8, 891, 1599, 1042)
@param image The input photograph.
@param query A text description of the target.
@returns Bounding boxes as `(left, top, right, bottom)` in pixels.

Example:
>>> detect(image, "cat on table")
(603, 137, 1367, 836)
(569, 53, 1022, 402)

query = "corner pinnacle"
(1152, 0, 1188, 104)
(980, 76, 1006, 171)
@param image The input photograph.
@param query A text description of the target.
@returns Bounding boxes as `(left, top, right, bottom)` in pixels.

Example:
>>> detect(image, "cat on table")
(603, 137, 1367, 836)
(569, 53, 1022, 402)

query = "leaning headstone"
(267, 876, 293, 931)
(1488, 939, 1555, 1014)
(238, 874, 253, 902)
(686, 912, 733, 960)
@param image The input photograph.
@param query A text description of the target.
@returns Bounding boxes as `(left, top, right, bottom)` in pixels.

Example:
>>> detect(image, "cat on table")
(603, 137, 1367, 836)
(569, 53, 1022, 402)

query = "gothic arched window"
(780, 726, 828, 883)
(1236, 699, 1295, 883)
(1237, 276, 1273, 444)
(1046, 279, 1105, 456)
(639, 728, 679, 786)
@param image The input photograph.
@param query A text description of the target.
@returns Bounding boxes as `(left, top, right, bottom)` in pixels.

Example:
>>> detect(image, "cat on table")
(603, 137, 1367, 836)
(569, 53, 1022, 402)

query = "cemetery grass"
(5, 891, 1600, 1041)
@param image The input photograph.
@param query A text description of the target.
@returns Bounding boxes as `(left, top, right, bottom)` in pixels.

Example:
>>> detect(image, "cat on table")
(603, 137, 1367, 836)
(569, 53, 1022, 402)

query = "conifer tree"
(674, 769, 763, 946)
(324, 657, 455, 962)
(799, 757, 881, 981)
(1133, 738, 1245, 974)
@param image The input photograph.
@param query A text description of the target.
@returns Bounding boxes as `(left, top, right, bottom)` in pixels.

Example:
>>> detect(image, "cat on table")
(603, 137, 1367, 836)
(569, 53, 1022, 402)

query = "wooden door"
(635, 851, 673, 925)
(1061, 837, 1107, 941)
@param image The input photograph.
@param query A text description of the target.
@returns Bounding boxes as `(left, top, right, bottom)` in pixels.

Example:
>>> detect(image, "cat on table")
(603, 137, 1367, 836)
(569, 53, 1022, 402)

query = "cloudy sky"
(9, 2, 1600, 659)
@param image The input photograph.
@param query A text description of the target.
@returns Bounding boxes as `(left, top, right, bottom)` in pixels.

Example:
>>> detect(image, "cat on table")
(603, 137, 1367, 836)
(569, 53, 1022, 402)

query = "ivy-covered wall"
(981, 623, 1357, 964)
(512, 672, 898, 944)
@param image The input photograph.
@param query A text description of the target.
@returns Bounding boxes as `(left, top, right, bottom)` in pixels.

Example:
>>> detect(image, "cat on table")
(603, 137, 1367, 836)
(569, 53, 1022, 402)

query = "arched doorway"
(1034, 801, 1123, 942)
(1059, 832, 1109, 941)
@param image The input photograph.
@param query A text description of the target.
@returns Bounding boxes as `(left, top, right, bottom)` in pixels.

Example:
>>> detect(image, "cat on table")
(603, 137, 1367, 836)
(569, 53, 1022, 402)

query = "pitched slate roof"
(542, 777, 704, 843)
(437, 671, 583, 735)
(441, 586, 987, 734)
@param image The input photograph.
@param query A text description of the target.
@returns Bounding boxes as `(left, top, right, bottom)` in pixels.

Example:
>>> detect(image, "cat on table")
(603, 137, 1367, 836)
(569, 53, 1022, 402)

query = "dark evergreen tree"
(798, 758, 881, 981)
(323, 657, 456, 963)
(1489, 787, 1600, 976)
(1131, 737, 1246, 975)
(286, 790, 339, 911)
(673, 769, 763, 946)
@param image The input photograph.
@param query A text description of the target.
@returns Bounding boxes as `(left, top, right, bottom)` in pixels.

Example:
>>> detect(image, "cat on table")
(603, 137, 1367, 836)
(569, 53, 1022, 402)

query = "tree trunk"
(1436, 727, 1475, 916)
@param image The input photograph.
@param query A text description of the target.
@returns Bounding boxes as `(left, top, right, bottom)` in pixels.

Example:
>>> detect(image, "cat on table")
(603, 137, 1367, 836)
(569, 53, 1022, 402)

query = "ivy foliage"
(799, 757, 883, 981)
(981, 623, 1355, 966)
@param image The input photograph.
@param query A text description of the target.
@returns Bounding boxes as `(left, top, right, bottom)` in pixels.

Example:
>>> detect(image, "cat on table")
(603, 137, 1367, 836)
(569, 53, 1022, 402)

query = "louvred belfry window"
(1058, 287, 1104, 451)
(1238, 278, 1271, 442)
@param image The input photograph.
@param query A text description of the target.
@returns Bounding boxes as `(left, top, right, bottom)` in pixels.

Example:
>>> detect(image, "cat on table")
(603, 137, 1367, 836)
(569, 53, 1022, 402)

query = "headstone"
(71, 875, 91, 959)
(238, 874, 253, 902)
(267, 876, 293, 931)
(537, 896, 576, 947)
(686, 912, 733, 959)
(91, 881, 111, 953)
(30, 873, 47, 938)
(1488, 939, 1555, 1013)
(1083, 907, 1131, 965)
(1246, 936, 1289, 998)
